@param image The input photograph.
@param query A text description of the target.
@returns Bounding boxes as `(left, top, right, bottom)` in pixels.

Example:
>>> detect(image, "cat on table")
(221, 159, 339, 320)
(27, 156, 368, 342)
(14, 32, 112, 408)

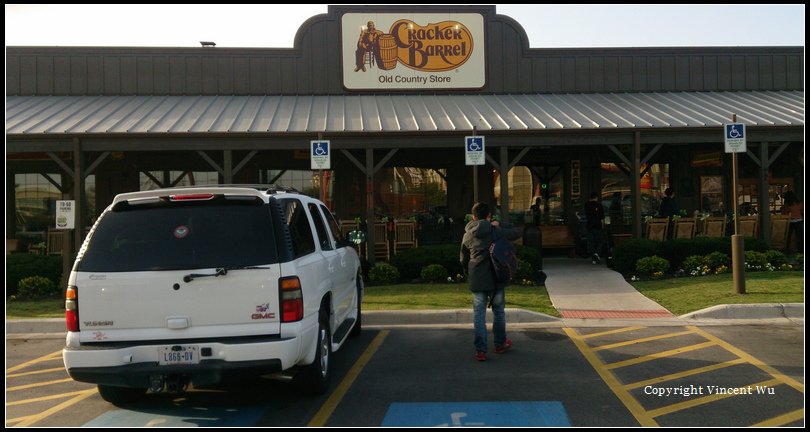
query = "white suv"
(62, 186, 363, 405)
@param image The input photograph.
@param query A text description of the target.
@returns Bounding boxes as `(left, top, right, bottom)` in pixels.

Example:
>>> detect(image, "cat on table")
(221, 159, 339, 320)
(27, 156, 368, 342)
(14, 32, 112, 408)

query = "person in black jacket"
(584, 192, 606, 264)
(658, 187, 679, 239)
(460, 202, 519, 362)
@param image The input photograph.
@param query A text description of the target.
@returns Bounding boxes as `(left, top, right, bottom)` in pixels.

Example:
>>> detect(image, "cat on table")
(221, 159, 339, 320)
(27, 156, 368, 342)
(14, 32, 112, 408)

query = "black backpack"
(489, 230, 517, 285)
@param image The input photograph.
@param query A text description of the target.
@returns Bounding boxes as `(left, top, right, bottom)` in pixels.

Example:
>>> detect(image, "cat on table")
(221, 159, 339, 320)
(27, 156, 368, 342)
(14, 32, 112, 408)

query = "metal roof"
(5, 91, 803, 136)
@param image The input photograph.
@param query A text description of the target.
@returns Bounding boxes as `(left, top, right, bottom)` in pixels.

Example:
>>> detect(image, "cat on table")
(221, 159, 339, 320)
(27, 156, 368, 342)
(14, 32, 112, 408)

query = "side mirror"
(347, 230, 366, 245)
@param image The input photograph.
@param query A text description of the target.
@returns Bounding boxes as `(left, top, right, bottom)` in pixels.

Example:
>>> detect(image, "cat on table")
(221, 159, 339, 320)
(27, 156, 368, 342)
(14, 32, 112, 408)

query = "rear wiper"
(183, 266, 270, 283)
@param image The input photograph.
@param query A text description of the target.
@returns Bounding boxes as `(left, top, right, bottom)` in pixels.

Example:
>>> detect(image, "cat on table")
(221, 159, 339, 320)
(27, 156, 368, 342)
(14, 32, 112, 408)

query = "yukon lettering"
(83, 320, 114, 327)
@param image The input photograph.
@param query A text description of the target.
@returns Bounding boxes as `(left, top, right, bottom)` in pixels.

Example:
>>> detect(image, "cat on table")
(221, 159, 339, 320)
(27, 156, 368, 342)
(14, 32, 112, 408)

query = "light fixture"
(200, 41, 216, 47)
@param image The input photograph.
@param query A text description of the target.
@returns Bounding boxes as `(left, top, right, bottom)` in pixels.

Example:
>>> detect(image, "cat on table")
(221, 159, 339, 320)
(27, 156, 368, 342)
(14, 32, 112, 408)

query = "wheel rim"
(318, 327, 329, 378)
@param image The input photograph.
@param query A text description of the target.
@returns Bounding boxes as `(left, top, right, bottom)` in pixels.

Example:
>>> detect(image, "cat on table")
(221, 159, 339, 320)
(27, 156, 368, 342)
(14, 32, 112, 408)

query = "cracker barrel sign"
(342, 13, 485, 90)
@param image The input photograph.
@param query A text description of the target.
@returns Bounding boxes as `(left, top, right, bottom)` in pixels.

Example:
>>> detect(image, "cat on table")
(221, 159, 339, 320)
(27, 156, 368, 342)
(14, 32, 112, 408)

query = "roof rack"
(264, 185, 299, 194)
(154, 184, 299, 194)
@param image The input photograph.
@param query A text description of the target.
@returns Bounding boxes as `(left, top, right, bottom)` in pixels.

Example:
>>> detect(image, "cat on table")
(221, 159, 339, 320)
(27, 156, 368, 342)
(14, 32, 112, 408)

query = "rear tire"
(97, 385, 146, 406)
(296, 306, 332, 395)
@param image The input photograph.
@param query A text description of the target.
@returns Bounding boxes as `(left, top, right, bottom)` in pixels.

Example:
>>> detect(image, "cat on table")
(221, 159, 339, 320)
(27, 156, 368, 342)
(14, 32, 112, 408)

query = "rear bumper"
(67, 358, 283, 388)
(63, 333, 303, 388)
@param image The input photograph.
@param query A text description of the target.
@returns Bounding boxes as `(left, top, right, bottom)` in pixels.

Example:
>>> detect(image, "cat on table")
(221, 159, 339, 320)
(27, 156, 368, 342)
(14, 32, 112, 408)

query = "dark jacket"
(460, 219, 520, 292)
(584, 200, 605, 230)
(659, 196, 679, 219)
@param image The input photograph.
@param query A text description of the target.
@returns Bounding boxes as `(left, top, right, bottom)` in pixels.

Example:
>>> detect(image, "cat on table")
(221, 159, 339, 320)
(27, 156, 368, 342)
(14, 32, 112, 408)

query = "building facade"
(6, 5, 805, 260)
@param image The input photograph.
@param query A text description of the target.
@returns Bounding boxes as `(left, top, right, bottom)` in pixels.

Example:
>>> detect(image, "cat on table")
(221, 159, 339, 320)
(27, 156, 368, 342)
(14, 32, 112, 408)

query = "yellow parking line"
(6, 350, 63, 374)
(12, 388, 96, 427)
(579, 326, 645, 340)
(6, 390, 92, 406)
(647, 379, 782, 418)
(564, 327, 658, 427)
(6, 377, 74, 391)
(7, 366, 68, 378)
(687, 326, 805, 394)
(624, 358, 747, 390)
(308, 330, 389, 427)
(752, 408, 805, 427)
(604, 341, 716, 370)
(592, 330, 695, 352)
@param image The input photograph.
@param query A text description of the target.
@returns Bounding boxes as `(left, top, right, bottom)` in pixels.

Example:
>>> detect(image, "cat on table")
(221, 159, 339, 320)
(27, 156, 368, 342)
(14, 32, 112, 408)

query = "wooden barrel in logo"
(378, 35, 398, 70)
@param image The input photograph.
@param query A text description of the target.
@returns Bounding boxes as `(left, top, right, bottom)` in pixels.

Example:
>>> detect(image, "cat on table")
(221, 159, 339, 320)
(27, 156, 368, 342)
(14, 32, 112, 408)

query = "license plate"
(159, 345, 199, 365)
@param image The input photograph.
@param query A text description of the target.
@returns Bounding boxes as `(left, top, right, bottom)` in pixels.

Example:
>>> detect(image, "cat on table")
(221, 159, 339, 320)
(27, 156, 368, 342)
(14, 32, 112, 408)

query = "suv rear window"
(78, 200, 278, 272)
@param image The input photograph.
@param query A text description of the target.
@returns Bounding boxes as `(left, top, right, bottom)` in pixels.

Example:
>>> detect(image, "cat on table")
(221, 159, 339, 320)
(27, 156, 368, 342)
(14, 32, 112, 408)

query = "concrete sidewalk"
(5, 257, 803, 339)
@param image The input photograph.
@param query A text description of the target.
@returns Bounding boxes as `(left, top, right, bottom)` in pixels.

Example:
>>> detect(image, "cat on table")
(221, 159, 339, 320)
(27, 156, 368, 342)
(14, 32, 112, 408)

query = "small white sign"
(311, 140, 331, 170)
(723, 123, 746, 153)
(56, 200, 75, 230)
(465, 136, 485, 166)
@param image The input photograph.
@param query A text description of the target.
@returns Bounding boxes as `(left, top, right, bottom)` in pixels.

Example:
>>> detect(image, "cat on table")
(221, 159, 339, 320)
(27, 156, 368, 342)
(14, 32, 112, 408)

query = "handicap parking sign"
(723, 123, 746, 153)
(311, 140, 330, 169)
(465, 136, 485, 165)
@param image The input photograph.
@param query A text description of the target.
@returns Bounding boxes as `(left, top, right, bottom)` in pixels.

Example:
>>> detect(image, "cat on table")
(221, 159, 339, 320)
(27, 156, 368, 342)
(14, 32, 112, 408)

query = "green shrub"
(636, 256, 670, 277)
(390, 244, 463, 281)
(613, 239, 662, 274)
(514, 259, 534, 282)
(515, 245, 541, 272)
(764, 250, 788, 268)
(682, 255, 708, 276)
(705, 251, 731, 269)
(420, 264, 448, 283)
(17, 276, 59, 300)
(368, 262, 400, 284)
(6, 254, 63, 297)
(744, 251, 770, 271)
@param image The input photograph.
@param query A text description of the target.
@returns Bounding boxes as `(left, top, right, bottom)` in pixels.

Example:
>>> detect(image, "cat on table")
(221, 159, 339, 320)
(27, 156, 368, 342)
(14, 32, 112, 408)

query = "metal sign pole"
(472, 127, 478, 203)
(729, 114, 745, 294)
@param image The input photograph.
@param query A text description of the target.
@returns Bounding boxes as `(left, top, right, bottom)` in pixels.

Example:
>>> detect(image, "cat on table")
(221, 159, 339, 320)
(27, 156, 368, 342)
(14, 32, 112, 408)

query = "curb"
(6, 303, 804, 338)
(679, 303, 804, 320)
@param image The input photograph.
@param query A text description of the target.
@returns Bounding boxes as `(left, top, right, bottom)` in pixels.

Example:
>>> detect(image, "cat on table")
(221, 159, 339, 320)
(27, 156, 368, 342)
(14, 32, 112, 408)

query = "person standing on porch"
(782, 191, 803, 253)
(584, 192, 606, 264)
(658, 187, 679, 239)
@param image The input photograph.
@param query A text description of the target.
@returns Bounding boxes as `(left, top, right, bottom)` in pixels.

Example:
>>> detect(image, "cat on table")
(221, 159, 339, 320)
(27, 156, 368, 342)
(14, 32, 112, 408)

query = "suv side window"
(320, 205, 345, 246)
(308, 202, 333, 251)
(279, 199, 315, 258)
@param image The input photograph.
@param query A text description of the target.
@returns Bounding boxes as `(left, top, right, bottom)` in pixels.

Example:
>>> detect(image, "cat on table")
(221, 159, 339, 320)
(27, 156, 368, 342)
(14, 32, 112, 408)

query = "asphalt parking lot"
(5, 323, 804, 427)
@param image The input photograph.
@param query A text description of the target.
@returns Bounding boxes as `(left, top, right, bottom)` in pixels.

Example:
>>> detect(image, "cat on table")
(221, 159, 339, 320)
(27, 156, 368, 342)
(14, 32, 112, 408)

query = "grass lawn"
(629, 271, 804, 316)
(363, 283, 559, 317)
(5, 271, 803, 319)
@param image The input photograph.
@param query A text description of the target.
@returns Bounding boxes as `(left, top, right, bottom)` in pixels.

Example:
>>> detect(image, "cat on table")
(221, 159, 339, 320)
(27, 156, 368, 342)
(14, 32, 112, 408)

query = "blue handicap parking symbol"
(466, 137, 483, 152)
(313, 141, 329, 156)
(381, 401, 571, 427)
(726, 124, 744, 140)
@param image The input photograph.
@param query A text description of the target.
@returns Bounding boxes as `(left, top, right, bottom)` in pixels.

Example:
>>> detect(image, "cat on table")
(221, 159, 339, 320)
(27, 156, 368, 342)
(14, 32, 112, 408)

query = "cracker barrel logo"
(353, 19, 474, 73)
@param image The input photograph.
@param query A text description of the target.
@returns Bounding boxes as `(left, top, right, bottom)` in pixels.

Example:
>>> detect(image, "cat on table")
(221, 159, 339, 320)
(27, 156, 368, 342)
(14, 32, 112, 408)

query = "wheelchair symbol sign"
(723, 123, 746, 153)
(465, 136, 485, 165)
(311, 140, 331, 169)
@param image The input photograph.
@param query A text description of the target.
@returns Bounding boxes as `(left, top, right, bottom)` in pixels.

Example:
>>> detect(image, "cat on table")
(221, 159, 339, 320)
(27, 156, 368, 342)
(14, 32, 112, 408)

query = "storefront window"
(600, 163, 669, 224)
(374, 167, 446, 221)
(14, 173, 61, 247)
(494, 166, 564, 225)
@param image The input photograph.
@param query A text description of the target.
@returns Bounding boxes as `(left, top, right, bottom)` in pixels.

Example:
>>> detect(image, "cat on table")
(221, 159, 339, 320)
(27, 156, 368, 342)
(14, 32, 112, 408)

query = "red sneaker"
(474, 351, 487, 361)
(495, 339, 512, 354)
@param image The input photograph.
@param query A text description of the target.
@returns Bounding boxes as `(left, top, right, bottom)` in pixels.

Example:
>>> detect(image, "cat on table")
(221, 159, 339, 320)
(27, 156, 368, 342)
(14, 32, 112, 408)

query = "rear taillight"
(169, 194, 214, 201)
(279, 277, 303, 322)
(65, 286, 79, 332)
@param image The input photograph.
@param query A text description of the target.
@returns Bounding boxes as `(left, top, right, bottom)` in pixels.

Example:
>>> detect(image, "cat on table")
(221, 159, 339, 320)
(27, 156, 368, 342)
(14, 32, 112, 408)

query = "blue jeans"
(472, 289, 506, 353)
